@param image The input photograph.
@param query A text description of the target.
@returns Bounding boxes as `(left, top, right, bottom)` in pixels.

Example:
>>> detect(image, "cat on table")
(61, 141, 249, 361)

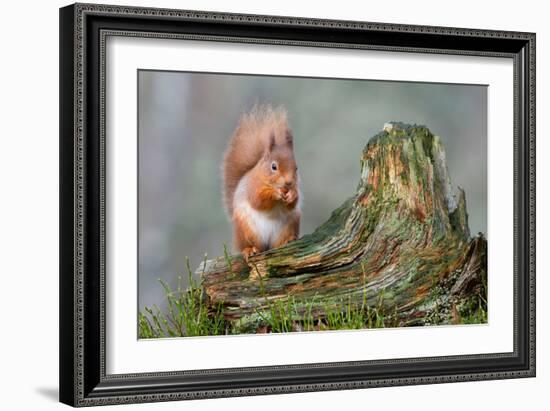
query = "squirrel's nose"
(284, 181, 293, 188)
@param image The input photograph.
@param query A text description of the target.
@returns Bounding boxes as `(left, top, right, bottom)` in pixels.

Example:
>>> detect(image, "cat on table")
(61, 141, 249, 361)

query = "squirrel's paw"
(241, 246, 259, 263)
(282, 188, 298, 206)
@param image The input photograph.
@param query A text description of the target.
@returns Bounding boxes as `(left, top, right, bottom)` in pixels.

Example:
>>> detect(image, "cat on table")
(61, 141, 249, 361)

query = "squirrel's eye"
(271, 162, 278, 171)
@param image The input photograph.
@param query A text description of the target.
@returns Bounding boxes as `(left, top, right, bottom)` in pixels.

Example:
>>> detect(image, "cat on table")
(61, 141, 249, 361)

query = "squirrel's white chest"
(233, 176, 289, 249)
(241, 204, 287, 248)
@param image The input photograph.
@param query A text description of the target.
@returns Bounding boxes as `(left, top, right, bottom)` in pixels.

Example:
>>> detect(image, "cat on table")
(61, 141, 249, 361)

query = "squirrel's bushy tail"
(222, 104, 289, 216)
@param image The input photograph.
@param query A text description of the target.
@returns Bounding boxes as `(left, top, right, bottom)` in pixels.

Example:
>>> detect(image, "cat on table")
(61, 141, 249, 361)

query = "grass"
(138, 254, 227, 339)
(139, 256, 399, 338)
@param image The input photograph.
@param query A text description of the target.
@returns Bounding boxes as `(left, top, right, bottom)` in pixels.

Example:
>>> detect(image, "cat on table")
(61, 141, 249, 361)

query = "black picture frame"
(59, 3, 536, 407)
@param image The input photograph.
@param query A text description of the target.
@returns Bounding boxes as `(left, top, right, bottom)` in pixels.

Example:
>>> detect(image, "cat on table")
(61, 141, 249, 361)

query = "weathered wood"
(198, 122, 487, 331)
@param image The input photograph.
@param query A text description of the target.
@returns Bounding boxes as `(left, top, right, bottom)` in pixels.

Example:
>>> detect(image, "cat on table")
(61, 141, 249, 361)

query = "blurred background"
(138, 70, 487, 312)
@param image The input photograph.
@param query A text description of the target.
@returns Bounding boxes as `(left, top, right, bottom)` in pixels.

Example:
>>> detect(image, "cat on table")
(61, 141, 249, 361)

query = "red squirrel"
(222, 105, 301, 261)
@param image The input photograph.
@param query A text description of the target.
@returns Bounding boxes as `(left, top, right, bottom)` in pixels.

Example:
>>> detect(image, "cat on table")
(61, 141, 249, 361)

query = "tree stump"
(198, 122, 487, 332)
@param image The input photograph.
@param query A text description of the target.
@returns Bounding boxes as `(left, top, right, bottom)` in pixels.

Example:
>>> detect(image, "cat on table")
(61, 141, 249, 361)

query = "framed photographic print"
(59, 2, 536, 407)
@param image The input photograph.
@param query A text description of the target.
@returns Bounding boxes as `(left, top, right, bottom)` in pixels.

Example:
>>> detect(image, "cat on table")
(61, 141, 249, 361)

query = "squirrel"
(222, 105, 301, 261)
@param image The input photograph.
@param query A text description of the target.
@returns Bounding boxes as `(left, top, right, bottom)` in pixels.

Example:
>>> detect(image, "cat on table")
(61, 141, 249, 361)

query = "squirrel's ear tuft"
(268, 132, 276, 152)
(285, 129, 294, 147)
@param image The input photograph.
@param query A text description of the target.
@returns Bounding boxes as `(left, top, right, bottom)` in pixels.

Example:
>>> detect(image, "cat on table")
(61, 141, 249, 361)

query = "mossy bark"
(199, 123, 487, 331)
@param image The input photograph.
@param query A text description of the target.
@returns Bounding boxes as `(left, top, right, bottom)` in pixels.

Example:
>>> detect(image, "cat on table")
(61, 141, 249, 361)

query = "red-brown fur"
(222, 105, 301, 260)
